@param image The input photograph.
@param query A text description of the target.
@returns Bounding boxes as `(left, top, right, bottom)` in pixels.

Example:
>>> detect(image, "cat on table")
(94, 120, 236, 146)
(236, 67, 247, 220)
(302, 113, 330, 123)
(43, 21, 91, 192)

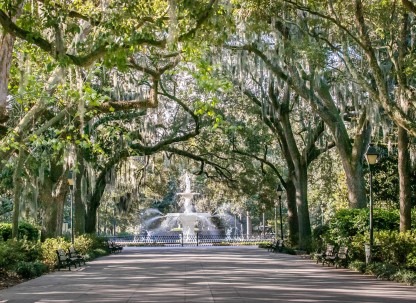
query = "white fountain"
(165, 173, 212, 242)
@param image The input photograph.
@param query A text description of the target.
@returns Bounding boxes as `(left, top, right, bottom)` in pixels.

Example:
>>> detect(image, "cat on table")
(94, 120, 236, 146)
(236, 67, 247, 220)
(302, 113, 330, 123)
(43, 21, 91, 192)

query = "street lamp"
(365, 145, 379, 263)
(274, 199, 278, 241)
(276, 184, 284, 241)
(67, 170, 74, 244)
(261, 204, 266, 238)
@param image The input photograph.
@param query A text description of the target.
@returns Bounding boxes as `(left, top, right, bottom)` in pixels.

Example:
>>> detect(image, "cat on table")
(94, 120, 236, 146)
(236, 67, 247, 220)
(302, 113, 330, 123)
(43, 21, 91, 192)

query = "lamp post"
(67, 170, 74, 244)
(365, 146, 379, 263)
(261, 204, 266, 238)
(274, 200, 278, 241)
(276, 185, 284, 241)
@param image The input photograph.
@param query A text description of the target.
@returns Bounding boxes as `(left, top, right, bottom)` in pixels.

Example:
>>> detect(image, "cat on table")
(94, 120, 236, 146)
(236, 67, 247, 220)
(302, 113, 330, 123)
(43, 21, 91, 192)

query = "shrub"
(74, 234, 95, 254)
(258, 241, 272, 248)
(75, 234, 108, 258)
(15, 261, 48, 279)
(312, 224, 330, 252)
(89, 248, 108, 259)
(393, 269, 416, 286)
(0, 223, 12, 241)
(41, 237, 70, 268)
(372, 230, 416, 266)
(349, 233, 367, 261)
(18, 222, 40, 241)
(325, 208, 400, 244)
(349, 260, 366, 273)
(0, 239, 42, 270)
(365, 262, 399, 280)
(0, 222, 40, 241)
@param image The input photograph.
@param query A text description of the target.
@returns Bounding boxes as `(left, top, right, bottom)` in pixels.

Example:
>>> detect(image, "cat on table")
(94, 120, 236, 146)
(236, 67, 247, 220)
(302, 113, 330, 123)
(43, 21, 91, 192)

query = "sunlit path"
(0, 246, 415, 303)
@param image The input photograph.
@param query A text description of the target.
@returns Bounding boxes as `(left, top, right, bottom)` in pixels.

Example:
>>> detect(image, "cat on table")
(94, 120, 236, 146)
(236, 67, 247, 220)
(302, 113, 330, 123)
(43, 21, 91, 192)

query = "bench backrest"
(325, 245, 336, 256)
(337, 246, 348, 259)
(57, 249, 68, 261)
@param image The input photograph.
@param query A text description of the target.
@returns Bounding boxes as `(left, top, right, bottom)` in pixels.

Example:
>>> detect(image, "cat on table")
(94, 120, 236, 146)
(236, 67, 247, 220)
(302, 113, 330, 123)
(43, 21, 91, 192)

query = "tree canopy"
(0, 0, 415, 249)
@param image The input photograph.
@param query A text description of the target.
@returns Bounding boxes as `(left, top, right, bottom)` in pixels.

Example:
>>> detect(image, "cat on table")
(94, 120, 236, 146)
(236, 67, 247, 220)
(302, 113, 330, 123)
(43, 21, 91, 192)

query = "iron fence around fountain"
(106, 233, 274, 247)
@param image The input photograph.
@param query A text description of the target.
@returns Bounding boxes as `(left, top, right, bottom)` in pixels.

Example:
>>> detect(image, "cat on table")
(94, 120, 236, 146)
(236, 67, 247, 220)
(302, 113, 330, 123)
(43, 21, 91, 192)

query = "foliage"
(314, 209, 416, 267)
(349, 261, 416, 285)
(74, 234, 108, 259)
(311, 225, 330, 252)
(0, 223, 12, 241)
(321, 208, 400, 245)
(15, 261, 48, 279)
(258, 241, 272, 248)
(365, 262, 401, 280)
(349, 260, 366, 273)
(18, 222, 40, 241)
(374, 231, 416, 268)
(393, 269, 416, 286)
(40, 237, 70, 268)
(0, 239, 42, 271)
(0, 222, 40, 241)
(0, 197, 12, 216)
(41, 235, 109, 268)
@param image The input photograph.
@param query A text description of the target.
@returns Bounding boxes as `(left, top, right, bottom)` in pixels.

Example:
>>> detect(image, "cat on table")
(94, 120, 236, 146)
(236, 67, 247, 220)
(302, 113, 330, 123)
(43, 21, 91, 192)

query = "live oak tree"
(229, 1, 372, 212)
(0, 0, 223, 238)
(282, 0, 415, 231)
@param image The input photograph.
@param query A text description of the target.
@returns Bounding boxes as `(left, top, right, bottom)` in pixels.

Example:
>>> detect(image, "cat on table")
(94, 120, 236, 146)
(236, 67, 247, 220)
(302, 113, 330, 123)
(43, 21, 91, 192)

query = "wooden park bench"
(68, 246, 86, 267)
(315, 244, 336, 266)
(322, 245, 337, 266)
(108, 241, 123, 253)
(56, 248, 78, 271)
(335, 246, 349, 268)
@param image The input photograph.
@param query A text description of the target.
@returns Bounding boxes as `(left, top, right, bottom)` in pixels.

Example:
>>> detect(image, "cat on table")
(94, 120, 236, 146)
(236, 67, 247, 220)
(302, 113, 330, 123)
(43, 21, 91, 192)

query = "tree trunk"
(0, 31, 14, 125)
(398, 126, 412, 232)
(74, 154, 86, 235)
(40, 179, 67, 239)
(11, 146, 25, 239)
(74, 175, 86, 236)
(84, 173, 106, 233)
(285, 177, 299, 245)
(0, 1, 24, 131)
(341, 157, 368, 209)
(294, 164, 312, 250)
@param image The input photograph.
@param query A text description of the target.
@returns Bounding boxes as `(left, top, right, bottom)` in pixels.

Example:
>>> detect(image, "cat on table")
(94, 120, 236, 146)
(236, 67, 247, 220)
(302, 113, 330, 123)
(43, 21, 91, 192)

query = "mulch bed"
(0, 271, 27, 290)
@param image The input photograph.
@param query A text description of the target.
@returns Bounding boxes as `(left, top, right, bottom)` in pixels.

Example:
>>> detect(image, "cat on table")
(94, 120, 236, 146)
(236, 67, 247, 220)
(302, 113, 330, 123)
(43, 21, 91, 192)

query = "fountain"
(164, 173, 213, 242)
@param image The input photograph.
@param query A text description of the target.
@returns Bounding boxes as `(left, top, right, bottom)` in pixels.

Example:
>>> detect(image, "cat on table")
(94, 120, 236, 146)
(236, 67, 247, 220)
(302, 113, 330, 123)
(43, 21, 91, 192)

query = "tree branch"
(402, 0, 416, 14)
(164, 146, 234, 181)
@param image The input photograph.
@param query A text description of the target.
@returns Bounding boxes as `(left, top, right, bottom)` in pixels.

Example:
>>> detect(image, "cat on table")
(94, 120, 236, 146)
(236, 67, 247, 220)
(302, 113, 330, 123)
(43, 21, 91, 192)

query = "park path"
(0, 246, 415, 303)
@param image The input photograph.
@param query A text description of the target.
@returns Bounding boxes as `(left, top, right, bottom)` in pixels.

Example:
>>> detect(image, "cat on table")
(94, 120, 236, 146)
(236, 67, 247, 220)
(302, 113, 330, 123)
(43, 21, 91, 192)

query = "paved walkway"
(0, 246, 415, 303)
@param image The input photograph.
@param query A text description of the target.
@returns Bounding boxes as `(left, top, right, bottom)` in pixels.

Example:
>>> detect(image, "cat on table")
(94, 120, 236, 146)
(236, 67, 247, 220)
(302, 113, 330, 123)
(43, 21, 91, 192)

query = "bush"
(349, 260, 366, 273)
(74, 234, 95, 254)
(325, 208, 400, 244)
(393, 269, 416, 285)
(0, 223, 12, 241)
(75, 234, 109, 258)
(366, 262, 399, 280)
(15, 261, 48, 279)
(258, 241, 272, 248)
(0, 239, 43, 270)
(40, 235, 109, 267)
(312, 225, 330, 252)
(89, 248, 108, 259)
(371, 230, 416, 267)
(41, 237, 70, 268)
(0, 222, 40, 241)
(18, 222, 40, 241)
